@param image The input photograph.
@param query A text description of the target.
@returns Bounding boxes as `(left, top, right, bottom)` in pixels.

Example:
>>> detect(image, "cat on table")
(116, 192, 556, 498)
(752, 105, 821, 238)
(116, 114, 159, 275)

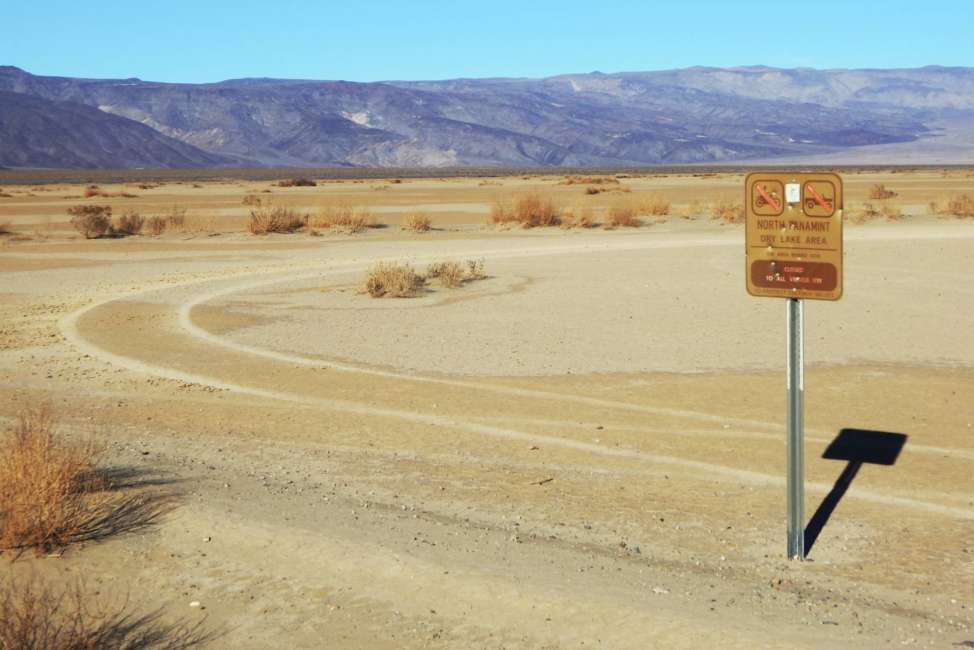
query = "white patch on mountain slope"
(342, 111, 371, 126)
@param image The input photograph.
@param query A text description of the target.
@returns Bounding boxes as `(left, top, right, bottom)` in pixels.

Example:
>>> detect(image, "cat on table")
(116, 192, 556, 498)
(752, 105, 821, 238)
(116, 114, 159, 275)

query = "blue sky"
(5, 0, 972, 83)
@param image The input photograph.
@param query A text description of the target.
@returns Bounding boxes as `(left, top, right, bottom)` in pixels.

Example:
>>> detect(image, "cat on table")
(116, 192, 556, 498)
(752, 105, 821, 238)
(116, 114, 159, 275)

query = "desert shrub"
(402, 213, 432, 232)
(67, 205, 112, 239)
(680, 200, 703, 220)
(114, 211, 145, 236)
(948, 194, 974, 217)
(146, 217, 167, 236)
(312, 205, 375, 233)
(868, 184, 898, 200)
(851, 202, 882, 224)
(710, 201, 745, 224)
(931, 194, 974, 217)
(248, 204, 306, 235)
(576, 210, 596, 228)
(465, 258, 486, 281)
(511, 194, 561, 228)
(605, 204, 641, 228)
(166, 206, 186, 230)
(560, 207, 597, 229)
(0, 575, 207, 649)
(490, 194, 562, 227)
(0, 407, 102, 553)
(363, 262, 426, 298)
(489, 201, 514, 224)
(426, 260, 466, 287)
(276, 178, 316, 187)
(881, 202, 903, 220)
(0, 406, 169, 556)
(644, 193, 671, 217)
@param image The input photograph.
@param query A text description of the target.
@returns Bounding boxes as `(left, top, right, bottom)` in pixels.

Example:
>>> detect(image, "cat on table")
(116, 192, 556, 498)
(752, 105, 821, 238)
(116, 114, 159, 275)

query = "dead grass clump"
(82, 185, 136, 199)
(275, 178, 316, 187)
(0, 575, 208, 649)
(363, 262, 426, 298)
(146, 217, 167, 236)
(561, 175, 619, 185)
(402, 213, 432, 232)
(868, 184, 898, 200)
(114, 211, 145, 236)
(710, 201, 745, 224)
(248, 204, 307, 235)
(605, 204, 642, 228)
(312, 205, 376, 233)
(930, 194, 974, 217)
(426, 258, 487, 288)
(426, 260, 466, 288)
(67, 205, 112, 239)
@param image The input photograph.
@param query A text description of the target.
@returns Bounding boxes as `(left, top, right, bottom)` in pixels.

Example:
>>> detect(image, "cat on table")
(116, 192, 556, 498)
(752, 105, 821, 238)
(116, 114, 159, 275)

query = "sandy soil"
(1, 173, 972, 649)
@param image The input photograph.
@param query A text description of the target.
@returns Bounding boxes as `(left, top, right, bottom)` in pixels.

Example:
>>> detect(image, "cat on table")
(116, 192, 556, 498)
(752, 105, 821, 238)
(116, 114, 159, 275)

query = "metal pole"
(786, 297, 805, 560)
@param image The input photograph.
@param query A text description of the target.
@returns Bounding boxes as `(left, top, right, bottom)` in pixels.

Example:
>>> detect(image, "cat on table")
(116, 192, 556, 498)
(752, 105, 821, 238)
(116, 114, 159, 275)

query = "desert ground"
(0, 169, 972, 648)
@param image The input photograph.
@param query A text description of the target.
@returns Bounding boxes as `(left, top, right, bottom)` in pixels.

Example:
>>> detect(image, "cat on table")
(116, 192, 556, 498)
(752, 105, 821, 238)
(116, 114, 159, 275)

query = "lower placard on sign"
(750, 260, 837, 292)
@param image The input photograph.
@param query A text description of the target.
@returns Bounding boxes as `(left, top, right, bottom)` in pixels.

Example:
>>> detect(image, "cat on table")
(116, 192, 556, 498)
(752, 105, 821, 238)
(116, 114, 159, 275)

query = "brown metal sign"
(745, 172, 843, 300)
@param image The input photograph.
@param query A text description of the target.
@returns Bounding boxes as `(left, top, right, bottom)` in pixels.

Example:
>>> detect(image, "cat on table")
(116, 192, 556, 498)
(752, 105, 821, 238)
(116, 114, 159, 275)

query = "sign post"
(786, 297, 804, 559)
(745, 172, 843, 560)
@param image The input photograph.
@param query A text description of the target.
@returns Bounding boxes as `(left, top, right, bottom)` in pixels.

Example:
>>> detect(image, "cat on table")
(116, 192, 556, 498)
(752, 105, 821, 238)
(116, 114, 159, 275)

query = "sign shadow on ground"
(804, 428, 908, 555)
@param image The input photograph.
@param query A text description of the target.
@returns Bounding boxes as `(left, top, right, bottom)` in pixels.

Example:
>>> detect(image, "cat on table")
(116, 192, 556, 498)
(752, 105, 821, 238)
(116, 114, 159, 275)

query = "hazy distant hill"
(0, 89, 236, 169)
(1, 65, 972, 168)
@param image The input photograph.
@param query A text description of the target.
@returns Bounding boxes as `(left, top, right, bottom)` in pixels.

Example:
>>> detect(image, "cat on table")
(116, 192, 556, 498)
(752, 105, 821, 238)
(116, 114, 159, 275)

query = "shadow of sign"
(804, 428, 908, 555)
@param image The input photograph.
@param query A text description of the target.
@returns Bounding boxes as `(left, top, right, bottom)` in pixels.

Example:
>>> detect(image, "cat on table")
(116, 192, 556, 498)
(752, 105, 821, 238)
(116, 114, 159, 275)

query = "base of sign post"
(786, 298, 805, 560)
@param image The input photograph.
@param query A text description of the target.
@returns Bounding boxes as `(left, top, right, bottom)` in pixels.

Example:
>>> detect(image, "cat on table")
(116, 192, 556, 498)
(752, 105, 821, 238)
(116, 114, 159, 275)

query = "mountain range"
(1, 65, 973, 169)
